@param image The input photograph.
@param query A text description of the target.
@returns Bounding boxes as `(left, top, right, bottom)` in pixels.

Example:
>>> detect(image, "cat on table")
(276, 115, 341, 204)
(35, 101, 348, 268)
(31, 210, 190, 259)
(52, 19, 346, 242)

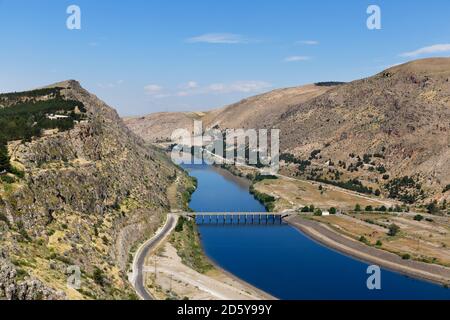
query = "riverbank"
(286, 215, 450, 287)
(140, 166, 274, 300)
(144, 240, 275, 300)
(218, 164, 450, 286)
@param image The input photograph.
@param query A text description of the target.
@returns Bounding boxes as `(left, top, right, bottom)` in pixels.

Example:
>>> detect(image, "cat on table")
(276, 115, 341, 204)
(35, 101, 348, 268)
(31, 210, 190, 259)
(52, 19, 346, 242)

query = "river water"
(183, 163, 450, 300)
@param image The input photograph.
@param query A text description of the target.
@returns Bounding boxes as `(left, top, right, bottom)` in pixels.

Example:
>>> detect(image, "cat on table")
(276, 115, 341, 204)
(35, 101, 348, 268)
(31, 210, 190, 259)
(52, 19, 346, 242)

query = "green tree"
(426, 201, 439, 215)
(365, 206, 373, 212)
(93, 267, 105, 286)
(329, 207, 337, 215)
(388, 224, 400, 237)
(0, 143, 11, 172)
(354, 204, 362, 212)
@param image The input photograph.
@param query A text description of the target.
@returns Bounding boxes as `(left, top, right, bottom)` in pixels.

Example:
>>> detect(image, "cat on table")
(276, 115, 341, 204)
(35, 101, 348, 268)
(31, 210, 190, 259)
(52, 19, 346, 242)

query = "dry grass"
(313, 213, 450, 267)
(254, 177, 386, 211)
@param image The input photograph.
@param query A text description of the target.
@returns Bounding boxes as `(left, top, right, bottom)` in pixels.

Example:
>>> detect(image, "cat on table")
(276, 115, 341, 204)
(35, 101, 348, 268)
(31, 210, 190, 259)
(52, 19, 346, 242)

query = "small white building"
(321, 211, 330, 216)
(47, 114, 69, 120)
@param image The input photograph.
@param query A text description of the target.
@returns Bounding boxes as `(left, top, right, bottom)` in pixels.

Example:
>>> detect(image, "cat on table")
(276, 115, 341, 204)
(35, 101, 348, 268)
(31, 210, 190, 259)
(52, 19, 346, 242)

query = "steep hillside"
(0, 81, 183, 299)
(202, 84, 336, 130)
(277, 58, 450, 204)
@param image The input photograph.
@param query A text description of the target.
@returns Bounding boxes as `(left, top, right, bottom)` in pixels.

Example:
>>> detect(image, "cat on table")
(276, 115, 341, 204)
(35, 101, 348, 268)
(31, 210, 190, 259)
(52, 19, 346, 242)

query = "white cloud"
(186, 33, 249, 44)
(399, 44, 450, 57)
(297, 40, 319, 45)
(207, 81, 271, 93)
(97, 80, 124, 89)
(144, 84, 164, 95)
(180, 81, 198, 89)
(145, 81, 271, 98)
(177, 81, 271, 96)
(284, 56, 311, 62)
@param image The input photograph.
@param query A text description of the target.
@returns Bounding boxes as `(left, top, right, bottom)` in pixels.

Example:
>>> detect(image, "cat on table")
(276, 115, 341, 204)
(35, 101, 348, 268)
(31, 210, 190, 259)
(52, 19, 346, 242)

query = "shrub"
(354, 204, 362, 212)
(359, 236, 369, 244)
(314, 209, 323, 216)
(426, 201, 439, 215)
(329, 207, 337, 215)
(309, 149, 321, 160)
(376, 240, 383, 247)
(388, 224, 400, 237)
(0, 175, 15, 184)
(365, 206, 373, 212)
(175, 217, 185, 232)
(413, 215, 424, 222)
(0, 212, 9, 225)
(301, 206, 310, 213)
(402, 254, 411, 260)
(93, 267, 105, 286)
(443, 184, 450, 193)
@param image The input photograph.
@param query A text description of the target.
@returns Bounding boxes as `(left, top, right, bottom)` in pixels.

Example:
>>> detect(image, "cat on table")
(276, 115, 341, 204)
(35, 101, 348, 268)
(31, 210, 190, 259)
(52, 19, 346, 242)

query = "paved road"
(132, 214, 177, 300)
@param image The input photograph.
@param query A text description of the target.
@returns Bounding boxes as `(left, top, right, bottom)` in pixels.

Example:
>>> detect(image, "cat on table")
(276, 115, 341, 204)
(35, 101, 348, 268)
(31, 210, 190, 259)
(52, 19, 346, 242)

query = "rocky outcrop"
(0, 258, 65, 300)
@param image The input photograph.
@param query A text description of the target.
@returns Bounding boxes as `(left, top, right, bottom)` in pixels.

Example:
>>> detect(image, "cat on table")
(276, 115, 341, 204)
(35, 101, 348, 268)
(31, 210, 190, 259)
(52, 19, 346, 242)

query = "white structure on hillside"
(47, 114, 69, 120)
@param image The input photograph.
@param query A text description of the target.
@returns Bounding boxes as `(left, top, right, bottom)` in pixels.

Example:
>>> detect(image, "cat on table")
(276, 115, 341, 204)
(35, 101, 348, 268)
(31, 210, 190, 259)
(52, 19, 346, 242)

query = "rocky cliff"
(0, 81, 182, 299)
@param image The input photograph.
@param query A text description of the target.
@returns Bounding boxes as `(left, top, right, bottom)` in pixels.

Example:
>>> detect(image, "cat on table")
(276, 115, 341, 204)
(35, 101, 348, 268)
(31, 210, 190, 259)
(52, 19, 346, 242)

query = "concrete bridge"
(173, 211, 296, 225)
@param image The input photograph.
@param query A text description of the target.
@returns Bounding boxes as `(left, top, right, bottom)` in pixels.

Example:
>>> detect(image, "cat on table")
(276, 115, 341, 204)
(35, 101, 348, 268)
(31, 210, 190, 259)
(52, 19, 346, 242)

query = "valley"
(125, 58, 450, 295)
(1, 57, 450, 300)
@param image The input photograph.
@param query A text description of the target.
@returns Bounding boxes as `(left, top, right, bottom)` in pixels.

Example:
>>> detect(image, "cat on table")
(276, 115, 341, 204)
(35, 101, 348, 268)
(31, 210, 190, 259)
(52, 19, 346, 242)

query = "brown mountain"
(276, 58, 450, 203)
(124, 111, 205, 143)
(126, 58, 450, 204)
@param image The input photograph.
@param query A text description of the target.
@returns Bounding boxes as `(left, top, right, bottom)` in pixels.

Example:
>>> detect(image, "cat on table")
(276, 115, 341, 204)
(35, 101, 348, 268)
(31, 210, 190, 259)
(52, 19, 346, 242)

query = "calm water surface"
(184, 164, 450, 300)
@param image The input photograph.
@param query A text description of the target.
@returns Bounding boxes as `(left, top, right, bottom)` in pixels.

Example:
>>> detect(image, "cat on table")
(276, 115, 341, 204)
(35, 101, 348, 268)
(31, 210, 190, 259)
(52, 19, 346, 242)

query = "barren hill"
(202, 84, 336, 130)
(124, 84, 336, 142)
(125, 58, 450, 204)
(276, 58, 450, 203)
(124, 112, 205, 143)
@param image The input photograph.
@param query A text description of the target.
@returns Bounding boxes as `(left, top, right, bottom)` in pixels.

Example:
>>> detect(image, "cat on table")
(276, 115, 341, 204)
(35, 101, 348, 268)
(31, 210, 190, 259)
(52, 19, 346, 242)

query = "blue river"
(184, 163, 450, 300)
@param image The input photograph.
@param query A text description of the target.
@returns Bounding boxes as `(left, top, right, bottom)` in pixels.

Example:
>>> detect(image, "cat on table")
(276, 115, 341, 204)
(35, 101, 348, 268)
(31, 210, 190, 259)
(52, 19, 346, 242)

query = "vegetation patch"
(312, 177, 376, 195)
(170, 217, 213, 274)
(249, 185, 276, 211)
(385, 176, 424, 204)
(0, 87, 86, 175)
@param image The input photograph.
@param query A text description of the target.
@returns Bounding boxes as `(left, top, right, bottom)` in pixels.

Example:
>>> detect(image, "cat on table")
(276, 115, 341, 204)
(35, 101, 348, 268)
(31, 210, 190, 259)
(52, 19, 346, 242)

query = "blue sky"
(0, 0, 449, 116)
